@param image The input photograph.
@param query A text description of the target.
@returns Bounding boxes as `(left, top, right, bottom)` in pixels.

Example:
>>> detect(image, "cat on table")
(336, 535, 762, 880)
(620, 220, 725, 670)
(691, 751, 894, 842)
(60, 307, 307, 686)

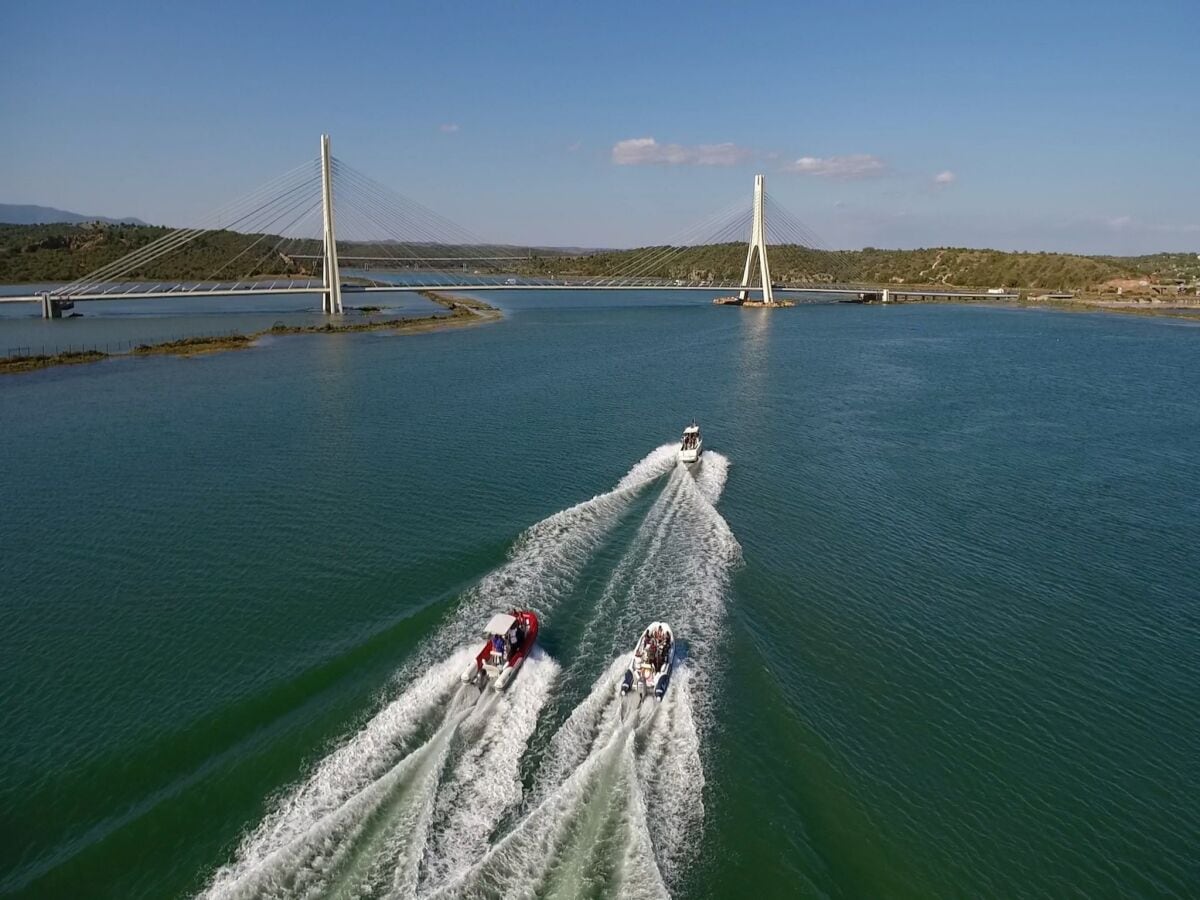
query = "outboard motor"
(654, 671, 670, 700)
(620, 670, 633, 696)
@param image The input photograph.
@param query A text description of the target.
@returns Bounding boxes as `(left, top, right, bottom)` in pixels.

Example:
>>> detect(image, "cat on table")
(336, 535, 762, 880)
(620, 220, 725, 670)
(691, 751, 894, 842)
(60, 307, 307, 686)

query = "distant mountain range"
(0, 203, 147, 226)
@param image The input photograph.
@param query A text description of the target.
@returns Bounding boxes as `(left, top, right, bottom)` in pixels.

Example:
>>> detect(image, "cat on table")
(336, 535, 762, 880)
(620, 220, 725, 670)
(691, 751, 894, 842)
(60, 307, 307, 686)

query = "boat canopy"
(682, 424, 700, 435)
(484, 613, 517, 636)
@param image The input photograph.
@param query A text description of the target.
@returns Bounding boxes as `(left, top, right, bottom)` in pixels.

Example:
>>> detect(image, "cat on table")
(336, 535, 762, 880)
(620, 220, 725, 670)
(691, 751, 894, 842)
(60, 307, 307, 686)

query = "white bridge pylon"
(737, 174, 774, 305)
(320, 133, 342, 315)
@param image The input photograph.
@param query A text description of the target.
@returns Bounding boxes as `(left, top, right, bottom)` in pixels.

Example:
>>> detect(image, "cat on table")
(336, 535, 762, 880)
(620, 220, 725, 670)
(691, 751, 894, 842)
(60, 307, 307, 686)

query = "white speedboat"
(678, 422, 703, 464)
(619, 622, 675, 701)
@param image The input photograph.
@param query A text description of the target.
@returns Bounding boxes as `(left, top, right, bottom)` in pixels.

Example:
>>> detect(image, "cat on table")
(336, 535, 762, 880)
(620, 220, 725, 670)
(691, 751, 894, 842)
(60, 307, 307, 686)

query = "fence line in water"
(2, 329, 253, 361)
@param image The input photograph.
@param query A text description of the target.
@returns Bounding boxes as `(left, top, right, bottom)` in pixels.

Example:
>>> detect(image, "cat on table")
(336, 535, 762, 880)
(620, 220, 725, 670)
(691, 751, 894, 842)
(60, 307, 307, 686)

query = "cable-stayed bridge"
(4, 135, 1015, 318)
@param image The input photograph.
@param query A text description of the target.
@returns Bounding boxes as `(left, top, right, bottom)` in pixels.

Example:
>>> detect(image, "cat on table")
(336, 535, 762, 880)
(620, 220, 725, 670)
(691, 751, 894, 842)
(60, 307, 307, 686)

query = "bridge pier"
(320, 133, 342, 315)
(40, 293, 74, 319)
(737, 174, 774, 305)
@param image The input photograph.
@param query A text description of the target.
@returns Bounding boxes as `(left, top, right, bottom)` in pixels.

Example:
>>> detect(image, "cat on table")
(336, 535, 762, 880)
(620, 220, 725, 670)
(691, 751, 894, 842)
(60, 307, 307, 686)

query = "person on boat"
(648, 627, 667, 670)
(492, 633, 506, 662)
(645, 633, 661, 670)
(506, 623, 519, 652)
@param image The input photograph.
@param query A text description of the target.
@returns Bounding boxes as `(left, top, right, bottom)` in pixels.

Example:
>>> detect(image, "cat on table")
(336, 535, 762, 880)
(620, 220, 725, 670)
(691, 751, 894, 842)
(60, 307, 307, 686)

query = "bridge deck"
(0, 283, 1020, 304)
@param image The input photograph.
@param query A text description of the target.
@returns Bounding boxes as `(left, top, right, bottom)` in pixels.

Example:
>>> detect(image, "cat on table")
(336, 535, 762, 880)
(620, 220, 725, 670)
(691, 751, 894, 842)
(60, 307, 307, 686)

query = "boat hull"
(461, 610, 539, 690)
(619, 622, 675, 702)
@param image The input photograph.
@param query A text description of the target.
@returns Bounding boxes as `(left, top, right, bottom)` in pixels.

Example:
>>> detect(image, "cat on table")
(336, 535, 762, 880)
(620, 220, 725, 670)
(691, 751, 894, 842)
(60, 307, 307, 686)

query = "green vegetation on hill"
(1099, 253, 1200, 283)
(514, 243, 1148, 290)
(1, 222, 1196, 292)
(0, 223, 318, 284)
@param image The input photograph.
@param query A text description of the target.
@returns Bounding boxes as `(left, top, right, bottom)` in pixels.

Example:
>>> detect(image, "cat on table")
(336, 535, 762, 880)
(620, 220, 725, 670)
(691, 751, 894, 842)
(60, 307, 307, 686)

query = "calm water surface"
(1, 296, 1197, 898)
(0, 282, 444, 355)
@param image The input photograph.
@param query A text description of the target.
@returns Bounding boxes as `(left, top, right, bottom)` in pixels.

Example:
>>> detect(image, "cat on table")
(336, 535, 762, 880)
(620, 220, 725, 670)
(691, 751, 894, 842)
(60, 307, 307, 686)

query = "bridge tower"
(320, 133, 343, 315)
(737, 174, 774, 305)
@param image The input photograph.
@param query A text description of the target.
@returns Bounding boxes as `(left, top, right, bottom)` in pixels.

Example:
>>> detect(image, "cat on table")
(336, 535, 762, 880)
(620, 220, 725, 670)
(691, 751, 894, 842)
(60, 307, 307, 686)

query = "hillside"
(1099, 252, 1200, 283)
(517, 244, 1150, 291)
(0, 223, 314, 284)
(0, 204, 147, 226)
(1, 221, 1195, 292)
(0, 223, 570, 285)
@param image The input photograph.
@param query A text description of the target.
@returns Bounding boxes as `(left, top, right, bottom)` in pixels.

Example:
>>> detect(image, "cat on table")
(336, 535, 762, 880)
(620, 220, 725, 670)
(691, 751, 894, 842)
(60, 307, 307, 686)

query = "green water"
(1, 297, 1197, 898)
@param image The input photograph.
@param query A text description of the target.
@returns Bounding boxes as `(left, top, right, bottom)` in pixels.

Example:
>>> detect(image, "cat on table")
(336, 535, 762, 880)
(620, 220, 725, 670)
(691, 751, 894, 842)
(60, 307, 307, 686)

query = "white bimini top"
(484, 613, 517, 637)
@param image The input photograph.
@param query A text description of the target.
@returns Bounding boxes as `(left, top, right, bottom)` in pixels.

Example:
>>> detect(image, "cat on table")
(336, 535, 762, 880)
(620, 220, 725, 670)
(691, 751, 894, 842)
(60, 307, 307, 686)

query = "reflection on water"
(733, 307, 773, 424)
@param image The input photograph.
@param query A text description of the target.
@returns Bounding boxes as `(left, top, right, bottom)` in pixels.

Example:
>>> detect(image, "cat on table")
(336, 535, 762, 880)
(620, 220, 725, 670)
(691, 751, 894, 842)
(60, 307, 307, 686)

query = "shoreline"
(0, 291, 501, 376)
(877, 294, 1200, 322)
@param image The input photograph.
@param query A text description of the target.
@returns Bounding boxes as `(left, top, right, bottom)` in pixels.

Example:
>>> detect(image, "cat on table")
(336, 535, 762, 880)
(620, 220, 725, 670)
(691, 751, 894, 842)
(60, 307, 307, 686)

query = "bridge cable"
(54, 159, 322, 297)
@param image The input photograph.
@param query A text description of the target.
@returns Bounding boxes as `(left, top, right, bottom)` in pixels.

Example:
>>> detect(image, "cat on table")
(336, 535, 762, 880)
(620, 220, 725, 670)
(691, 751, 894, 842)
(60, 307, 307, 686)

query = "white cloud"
(439, 123, 460, 133)
(784, 154, 887, 179)
(611, 137, 752, 167)
(934, 170, 957, 185)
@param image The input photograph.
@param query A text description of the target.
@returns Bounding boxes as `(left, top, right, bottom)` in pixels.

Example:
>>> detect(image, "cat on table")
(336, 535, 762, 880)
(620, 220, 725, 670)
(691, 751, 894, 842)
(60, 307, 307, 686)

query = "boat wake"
(202, 648, 561, 899)
(202, 447, 677, 898)
(427, 444, 680, 661)
(431, 454, 740, 898)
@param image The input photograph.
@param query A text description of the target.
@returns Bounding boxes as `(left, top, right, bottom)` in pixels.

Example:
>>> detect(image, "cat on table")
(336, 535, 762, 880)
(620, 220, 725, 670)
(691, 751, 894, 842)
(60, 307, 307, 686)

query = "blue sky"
(3, 0, 1197, 254)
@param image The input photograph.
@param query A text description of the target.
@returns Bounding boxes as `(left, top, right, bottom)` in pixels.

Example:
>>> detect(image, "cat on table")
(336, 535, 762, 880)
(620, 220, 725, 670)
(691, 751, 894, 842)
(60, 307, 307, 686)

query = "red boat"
(460, 609, 539, 691)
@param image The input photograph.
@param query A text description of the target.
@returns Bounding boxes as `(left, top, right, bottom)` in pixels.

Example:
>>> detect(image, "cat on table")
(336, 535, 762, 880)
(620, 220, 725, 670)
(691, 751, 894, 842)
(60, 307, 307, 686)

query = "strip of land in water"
(0, 292, 501, 375)
(866, 292, 1200, 321)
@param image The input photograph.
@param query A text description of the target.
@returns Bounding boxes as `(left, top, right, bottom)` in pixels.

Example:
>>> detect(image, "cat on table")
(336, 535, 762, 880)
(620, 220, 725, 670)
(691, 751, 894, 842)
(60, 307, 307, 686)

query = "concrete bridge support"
(320, 133, 342, 315)
(737, 174, 774, 305)
(40, 293, 73, 319)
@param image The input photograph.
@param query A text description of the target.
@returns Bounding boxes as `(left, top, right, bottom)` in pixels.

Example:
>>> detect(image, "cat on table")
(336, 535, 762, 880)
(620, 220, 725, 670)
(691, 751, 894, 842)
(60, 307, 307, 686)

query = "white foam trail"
(421, 444, 679, 662)
(508, 452, 739, 893)
(578, 475, 688, 653)
(691, 452, 730, 505)
(204, 652, 560, 900)
(608, 454, 740, 714)
(419, 649, 561, 892)
(533, 658, 629, 800)
(202, 446, 675, 896)
(582, 454, 738, 682)
(615, 456, 738, 886)
(521, 663, 707, 894)
(201, 649, 477, 898)
(428, 722, 669, 900)
(634, 668, 704, 886)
